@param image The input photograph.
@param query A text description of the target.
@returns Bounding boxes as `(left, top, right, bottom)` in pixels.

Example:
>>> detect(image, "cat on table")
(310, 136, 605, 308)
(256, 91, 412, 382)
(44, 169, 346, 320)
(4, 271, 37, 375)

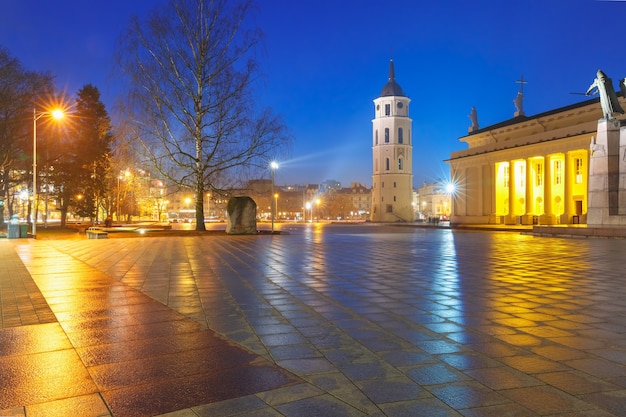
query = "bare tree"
(0, 47, 55, 225)
(116, 0, 290, 230)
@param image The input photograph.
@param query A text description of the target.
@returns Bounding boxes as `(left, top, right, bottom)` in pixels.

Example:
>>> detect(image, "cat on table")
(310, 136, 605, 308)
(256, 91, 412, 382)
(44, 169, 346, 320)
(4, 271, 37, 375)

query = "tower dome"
(380, 59, 405, 97)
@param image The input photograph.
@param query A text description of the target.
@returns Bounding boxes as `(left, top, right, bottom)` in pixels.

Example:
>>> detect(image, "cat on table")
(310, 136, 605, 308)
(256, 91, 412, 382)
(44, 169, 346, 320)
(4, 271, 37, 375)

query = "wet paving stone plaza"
(1, 223, 626, 416)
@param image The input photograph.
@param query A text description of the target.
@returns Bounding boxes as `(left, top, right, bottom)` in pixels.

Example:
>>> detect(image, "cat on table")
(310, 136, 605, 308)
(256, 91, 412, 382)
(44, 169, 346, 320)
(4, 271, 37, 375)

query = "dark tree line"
(0, 47, 55, 225)
(0, 46, 113, 228)
(2, 0, 291, 231)
(53, 84, 114, 226)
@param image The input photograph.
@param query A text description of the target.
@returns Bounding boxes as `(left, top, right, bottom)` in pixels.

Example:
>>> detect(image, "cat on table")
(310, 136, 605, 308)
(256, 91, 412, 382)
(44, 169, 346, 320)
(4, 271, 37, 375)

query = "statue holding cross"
(514, 75, 527, 117)
(586, 69, 624, 120)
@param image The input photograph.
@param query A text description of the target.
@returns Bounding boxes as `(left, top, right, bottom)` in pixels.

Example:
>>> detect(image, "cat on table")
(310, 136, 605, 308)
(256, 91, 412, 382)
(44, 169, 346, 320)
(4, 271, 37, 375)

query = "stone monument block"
(619, 125, 626, 215)
(226, 196, 257, 235)
(588, 119, 623, 225)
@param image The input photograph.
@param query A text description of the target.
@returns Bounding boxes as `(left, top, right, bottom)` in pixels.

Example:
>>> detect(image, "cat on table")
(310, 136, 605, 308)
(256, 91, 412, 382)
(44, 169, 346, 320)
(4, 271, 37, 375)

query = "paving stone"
(3, 225, 626, 416)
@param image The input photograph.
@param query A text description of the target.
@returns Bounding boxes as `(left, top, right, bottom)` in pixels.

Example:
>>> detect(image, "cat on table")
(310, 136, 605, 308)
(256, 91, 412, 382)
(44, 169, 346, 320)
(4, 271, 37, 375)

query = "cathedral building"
(447, 82, 626, 226)
(370, 60, 414, 222)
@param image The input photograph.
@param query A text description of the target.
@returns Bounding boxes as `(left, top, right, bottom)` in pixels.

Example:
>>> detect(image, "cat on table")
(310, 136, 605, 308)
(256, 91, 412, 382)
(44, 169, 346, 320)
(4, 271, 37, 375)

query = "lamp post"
(32, 107, 64, 238)
(270, 161, 278, 232)
(274, 193, 279, 223)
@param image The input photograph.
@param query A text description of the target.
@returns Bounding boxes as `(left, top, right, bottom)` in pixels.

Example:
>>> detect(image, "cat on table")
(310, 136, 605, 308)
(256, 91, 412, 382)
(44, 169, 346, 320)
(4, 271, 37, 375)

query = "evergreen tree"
(51, 84, 113, 226)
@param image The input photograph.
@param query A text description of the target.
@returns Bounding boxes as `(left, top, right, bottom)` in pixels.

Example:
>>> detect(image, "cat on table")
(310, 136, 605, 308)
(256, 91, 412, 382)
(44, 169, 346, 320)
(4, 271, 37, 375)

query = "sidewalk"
(1, 223, 626, 416)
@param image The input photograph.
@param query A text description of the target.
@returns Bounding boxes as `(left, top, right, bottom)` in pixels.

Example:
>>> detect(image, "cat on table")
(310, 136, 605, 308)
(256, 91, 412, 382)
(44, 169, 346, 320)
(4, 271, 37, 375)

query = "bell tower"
(371, 59, 414, 222)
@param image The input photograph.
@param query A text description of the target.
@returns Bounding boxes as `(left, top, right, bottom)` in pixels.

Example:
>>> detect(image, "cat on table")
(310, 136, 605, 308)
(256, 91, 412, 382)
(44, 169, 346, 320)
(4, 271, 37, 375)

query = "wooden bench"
(86, 227, 108, 239)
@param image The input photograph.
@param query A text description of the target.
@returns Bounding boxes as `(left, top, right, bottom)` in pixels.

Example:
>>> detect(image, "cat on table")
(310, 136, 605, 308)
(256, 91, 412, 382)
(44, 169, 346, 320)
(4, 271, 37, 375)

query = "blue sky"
(2, 0, 625, 187)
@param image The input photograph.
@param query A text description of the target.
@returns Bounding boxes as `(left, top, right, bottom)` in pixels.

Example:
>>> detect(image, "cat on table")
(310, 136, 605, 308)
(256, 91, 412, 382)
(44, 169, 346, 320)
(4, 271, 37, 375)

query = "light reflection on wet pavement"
(1, 223, 626, 416)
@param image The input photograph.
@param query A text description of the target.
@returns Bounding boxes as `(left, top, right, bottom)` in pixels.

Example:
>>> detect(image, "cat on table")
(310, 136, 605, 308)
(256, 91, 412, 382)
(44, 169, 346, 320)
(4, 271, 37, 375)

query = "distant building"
(416, 181, 451, 221)
(371, 59, 414, 222)
(338, 182, 370, 218)
(320, 180, 341, 192)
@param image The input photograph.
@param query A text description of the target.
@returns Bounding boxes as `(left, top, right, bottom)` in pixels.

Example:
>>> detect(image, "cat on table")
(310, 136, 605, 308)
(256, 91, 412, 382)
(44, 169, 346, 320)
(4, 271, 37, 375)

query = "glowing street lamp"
(270, 161, 278, 232)
(32, 107, 64, 238)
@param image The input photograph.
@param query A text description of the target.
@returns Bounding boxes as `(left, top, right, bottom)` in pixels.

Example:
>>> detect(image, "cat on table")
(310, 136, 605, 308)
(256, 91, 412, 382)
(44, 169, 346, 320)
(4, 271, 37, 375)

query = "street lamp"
(33, 107, 64, 238)
(270, 161, 278, 232)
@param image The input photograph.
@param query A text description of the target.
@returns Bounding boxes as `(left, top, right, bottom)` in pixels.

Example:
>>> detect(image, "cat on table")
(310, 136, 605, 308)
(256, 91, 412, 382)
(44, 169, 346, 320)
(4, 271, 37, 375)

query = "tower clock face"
(397, 102, 403, 109)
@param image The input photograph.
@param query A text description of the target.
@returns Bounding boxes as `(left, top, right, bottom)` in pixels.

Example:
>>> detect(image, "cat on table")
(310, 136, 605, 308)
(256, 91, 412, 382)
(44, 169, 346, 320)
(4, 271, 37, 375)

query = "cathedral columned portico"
(488, 150, 588, 225)
(448, 98, 604, 226)
(449, 70, 626, 227)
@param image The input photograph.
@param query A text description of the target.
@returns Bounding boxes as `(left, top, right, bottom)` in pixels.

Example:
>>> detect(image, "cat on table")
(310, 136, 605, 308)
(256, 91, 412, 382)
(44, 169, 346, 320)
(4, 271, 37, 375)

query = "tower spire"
(388, 59, 396, 82)
(380, 59, 404, 97)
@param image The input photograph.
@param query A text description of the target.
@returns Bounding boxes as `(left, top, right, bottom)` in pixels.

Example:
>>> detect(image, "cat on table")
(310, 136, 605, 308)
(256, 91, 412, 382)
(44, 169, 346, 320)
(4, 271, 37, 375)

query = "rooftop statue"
(514, 75, 527, 117)
(513, 92, 524, 115)
(468, 106, 479, 132)
(586, 69, 624, 119)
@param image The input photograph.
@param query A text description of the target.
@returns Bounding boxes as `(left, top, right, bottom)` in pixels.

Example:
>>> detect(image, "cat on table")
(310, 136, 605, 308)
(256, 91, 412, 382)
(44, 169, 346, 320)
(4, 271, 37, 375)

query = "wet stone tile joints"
(2, 223, 626, 416)
(0, 239, 299, 417)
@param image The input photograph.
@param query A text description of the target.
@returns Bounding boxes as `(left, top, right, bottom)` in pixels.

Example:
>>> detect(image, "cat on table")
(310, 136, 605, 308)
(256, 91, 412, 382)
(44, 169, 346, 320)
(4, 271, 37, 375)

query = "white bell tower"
(371, 59, 414, 222)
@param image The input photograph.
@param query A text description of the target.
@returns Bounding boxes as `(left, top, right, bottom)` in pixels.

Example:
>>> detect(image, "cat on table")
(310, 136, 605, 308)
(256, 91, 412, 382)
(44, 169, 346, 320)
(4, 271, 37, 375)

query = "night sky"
(2, 0, 625, 187)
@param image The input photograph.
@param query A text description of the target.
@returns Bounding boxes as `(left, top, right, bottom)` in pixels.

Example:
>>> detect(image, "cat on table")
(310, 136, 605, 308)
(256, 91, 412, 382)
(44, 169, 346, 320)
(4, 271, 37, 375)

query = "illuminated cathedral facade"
(448, 92, 626, 226)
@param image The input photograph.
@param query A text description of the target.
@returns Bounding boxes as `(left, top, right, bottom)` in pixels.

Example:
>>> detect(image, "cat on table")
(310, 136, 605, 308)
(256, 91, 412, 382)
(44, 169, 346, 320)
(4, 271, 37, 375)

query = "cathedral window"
(536, 163, 543, 186)
(504, 165, 510, 188)
(554, 160, 562, 185)
(575, 158, 583, 184)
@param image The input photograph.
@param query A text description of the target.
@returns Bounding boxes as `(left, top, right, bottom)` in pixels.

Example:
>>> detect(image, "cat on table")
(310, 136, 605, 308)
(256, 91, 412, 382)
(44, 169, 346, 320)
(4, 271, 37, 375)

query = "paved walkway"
(1, 223, 626, 416)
